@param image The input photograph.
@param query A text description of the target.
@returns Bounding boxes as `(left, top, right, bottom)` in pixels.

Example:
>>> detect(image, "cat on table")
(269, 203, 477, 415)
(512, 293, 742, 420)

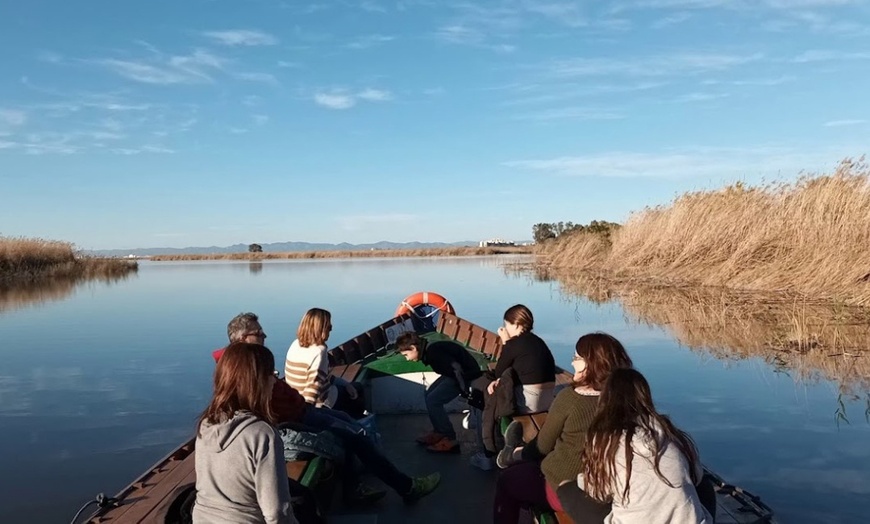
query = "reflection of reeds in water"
(510, 264, 870, 395)
(0, 267, 137, 313)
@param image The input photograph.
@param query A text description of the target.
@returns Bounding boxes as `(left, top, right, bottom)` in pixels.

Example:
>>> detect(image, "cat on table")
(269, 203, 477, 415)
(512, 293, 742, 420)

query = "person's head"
(503, 304, 533, 337)
(296, 308, 332, 347)
(396, 331, 423, 362)
(582, 368, 700, 504)
(227, 312, 266, 345)
(572, 332, 633, 390)
(198, 342, 277, 431)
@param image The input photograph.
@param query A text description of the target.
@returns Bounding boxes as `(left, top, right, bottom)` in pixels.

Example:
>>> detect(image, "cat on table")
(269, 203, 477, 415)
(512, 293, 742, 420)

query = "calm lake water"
(1, 257, 868, 523)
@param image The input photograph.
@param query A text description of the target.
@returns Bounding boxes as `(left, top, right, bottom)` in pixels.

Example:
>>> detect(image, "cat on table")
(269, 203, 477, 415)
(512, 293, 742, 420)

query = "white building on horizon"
(479, 238, 516, 247)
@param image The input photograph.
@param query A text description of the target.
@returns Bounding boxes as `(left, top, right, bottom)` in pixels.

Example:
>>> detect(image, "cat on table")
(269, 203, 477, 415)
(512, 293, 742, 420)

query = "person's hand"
(497, 326, 510, 343)
(487, 379, 500, 395)
(345, 383, 359, 400)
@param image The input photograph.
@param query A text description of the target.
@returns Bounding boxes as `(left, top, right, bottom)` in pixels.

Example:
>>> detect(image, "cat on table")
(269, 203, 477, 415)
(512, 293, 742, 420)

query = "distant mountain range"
(88, 240, 492, 257)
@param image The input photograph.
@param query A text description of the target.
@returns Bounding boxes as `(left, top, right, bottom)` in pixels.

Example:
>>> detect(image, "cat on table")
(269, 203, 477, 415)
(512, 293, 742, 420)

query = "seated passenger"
(573, 368, 713, 524)
(284, 308, 365, 418)
(194, 342, 298, 524)
(396, 332, 488, 453)
(474, 305, 557, 470)
(493, 333, 632, 524)
(215, 313, 441, 506)
(489, 304, 556, 414)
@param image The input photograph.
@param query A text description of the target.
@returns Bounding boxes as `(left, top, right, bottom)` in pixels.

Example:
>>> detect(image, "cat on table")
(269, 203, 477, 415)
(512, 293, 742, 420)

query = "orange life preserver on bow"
(395, 291, 455, 317)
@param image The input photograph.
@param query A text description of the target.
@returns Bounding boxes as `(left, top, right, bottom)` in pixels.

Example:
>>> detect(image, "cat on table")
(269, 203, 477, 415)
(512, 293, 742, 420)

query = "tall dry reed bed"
(537, 158, 870, 306)
(0, 236, 138, 284)
(149, 246, 531, 261)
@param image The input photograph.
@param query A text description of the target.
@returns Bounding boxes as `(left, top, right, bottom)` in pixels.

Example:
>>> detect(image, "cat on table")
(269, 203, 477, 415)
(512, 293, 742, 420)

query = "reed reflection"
(0, 270, 138, 314)
(512, 263, 870, 399)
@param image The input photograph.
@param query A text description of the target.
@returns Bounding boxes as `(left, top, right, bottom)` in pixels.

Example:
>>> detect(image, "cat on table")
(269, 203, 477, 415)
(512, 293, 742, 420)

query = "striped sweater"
(284, 339, 336, 406)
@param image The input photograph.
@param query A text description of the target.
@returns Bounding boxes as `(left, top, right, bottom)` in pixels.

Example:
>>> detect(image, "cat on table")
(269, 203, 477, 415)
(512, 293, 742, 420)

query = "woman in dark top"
(488, 304, 557, 413)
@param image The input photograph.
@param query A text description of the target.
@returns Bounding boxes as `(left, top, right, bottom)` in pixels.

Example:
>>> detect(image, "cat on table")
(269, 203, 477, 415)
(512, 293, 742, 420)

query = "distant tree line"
(532, 220, 621, 244)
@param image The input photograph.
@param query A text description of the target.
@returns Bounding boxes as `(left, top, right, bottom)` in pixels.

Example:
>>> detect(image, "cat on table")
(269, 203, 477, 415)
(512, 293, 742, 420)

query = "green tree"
(248, 243, 263, 253)
(532, 223, 556, 243)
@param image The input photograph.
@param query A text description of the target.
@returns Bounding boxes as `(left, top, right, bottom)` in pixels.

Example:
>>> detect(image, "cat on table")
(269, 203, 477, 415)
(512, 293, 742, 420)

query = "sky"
(1, 0, 869, 250)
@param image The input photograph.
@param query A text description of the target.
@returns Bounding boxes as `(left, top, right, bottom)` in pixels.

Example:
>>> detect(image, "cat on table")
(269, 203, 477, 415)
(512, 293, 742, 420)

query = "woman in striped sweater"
(284, 308, 364, 418)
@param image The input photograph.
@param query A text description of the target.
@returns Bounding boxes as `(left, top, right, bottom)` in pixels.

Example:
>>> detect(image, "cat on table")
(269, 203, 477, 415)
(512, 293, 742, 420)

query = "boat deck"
(330, 413, 496, 524)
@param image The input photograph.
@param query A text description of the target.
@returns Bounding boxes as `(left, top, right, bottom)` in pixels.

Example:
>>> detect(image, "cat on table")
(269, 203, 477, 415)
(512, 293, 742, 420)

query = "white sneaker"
(469, 451, 495, 471)
(462, 410, 477, 430)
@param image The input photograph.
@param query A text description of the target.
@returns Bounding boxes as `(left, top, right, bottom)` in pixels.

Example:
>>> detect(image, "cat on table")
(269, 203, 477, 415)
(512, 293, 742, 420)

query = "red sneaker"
(415, 431, 446, 446)
(426, 437, 460, 454)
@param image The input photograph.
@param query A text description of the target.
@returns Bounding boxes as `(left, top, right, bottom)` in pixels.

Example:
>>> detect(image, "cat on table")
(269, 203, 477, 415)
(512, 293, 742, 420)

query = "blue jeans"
(303, 404, 366, 436)
(425, 375, 462, 440)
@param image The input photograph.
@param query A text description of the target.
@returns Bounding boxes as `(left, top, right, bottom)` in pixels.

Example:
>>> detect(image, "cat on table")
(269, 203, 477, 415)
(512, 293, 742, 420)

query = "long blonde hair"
(297, 308, 332, 347)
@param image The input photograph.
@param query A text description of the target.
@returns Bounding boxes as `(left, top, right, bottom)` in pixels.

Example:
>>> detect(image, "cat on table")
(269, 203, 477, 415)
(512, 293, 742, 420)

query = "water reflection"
(248, 262, 263, 275)
(514, 264, 870, 397)
(0, 271, 138, 314)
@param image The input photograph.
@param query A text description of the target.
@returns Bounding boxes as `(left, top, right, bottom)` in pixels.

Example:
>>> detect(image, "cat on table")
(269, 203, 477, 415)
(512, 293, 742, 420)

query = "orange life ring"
(395, 291, 456, 317)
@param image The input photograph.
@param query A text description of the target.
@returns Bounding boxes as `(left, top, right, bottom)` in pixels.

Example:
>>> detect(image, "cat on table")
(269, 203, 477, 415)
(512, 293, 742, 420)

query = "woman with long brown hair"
(575, 368, 712, 523)
(492, 332, 632, 524)
(194, 342, 298, 524)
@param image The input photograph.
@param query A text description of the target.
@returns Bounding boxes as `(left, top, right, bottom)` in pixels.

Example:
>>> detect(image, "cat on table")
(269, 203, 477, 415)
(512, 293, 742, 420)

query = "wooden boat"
(82, 295, 776, 524)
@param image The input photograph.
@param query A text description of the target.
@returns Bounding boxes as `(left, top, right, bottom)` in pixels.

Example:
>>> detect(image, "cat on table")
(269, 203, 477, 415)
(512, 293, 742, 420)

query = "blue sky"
(1, 0, 869, 250)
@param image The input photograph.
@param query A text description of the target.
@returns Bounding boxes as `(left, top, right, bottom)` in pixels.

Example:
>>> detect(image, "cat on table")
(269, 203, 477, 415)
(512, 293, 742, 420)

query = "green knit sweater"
(537, 387, 599, 488)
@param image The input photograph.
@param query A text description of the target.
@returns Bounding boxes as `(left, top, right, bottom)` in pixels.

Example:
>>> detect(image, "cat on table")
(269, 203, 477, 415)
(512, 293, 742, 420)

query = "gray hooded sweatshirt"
(193, 411, 297, 524)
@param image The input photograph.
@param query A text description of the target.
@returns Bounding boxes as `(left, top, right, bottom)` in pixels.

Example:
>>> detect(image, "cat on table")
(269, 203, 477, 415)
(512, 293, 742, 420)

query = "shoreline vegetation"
(148, 245, 532, 261)
(0, 236, 138, 285)
(527, 158, 870, 397)
(536, 159, 870, 307)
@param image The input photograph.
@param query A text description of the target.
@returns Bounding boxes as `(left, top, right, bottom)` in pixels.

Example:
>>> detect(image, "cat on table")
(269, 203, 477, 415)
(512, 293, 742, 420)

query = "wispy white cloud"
(233, 72, 279, 84)
(252, 114, 270, 125)
(792, 50, 870, 62)
(0, 109, 27, 126)
(314, 92, 357, 110)
(673, 92, 729, 102)
(701, 76, 795, 86)
(36, 51, 63, 64)
(201, 29, 278, 47)
(357, 88, 392, 102)
(824, 119, 866, 127)
(277, 60, 302, 68)
(548, 52, 763, 78)
(504, 146, 851, 179)
(313, 88, 393, 109)
(95, 49, 226, 85)
(110, 145, 174, 155)
(346, 34, 395, 50)
(651, 12, 692, 28)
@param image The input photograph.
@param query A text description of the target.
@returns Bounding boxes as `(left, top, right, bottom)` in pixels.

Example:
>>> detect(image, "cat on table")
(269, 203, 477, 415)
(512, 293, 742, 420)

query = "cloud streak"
(201, 29, 278, 46)
(504, 146, 851, 179)
(0, 109, 27, 126)
(95, 50, 226, 85)
(313, 88, 393, 109)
